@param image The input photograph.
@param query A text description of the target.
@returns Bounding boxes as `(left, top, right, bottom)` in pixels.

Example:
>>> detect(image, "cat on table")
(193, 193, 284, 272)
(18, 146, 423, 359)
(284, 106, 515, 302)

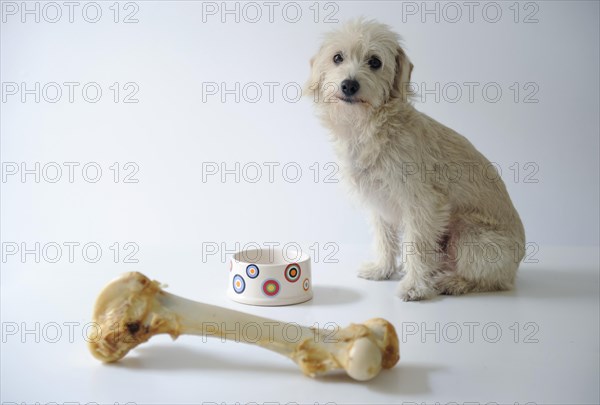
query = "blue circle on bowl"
(246, 264, 260, 279)
(233, 275, 245, 294)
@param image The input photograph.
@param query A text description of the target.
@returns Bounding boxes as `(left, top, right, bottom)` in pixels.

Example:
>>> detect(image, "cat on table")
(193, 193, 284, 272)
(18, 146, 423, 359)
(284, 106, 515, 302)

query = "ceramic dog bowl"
(228, 248, 312, 306)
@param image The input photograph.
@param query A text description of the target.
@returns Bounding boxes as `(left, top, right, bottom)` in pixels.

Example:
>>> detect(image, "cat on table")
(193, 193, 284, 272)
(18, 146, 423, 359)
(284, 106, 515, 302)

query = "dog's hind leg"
(435, 223, 524, 295)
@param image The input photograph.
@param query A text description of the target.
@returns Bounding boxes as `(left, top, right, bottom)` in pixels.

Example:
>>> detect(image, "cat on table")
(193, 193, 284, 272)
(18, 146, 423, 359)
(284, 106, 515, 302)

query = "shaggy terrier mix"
(306, 19, 525, 301)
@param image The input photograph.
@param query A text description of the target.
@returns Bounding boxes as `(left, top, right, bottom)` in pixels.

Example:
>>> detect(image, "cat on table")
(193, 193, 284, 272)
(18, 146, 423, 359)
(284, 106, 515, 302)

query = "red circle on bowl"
(262, 279, 280, 297)
(284, 263, 301, 283)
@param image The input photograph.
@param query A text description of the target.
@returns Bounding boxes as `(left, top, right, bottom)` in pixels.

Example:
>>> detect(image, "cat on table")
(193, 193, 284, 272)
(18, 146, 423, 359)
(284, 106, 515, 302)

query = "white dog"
(306, 19, 525, 301)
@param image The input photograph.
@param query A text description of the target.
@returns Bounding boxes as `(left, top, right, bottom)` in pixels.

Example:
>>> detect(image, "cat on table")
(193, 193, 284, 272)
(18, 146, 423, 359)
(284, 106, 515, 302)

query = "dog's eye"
(368, 56, 382, 70)
(333, 53, 344, 64)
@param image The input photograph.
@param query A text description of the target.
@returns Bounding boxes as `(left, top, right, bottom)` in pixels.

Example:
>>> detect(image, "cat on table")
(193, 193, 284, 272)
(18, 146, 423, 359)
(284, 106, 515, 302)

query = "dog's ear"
(392, 46, 414, 102)
(304, 53, 322, 100)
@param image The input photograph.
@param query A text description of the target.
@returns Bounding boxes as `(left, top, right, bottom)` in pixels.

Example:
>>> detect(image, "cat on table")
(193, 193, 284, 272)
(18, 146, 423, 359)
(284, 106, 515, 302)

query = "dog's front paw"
(358, 262, 396, 280)
(396, 277, 437, 301)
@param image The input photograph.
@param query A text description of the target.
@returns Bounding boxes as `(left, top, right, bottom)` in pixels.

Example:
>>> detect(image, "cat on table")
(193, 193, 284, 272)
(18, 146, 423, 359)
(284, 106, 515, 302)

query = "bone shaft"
(161, 292, 317, 356)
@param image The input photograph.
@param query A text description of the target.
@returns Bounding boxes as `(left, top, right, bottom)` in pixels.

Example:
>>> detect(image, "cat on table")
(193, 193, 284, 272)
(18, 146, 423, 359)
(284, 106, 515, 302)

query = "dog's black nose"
(341, 79, 360, 96)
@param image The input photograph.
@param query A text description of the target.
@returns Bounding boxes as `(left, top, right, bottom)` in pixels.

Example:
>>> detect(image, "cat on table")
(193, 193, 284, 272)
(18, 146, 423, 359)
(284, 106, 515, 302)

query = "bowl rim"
(232, 248, 311, 267)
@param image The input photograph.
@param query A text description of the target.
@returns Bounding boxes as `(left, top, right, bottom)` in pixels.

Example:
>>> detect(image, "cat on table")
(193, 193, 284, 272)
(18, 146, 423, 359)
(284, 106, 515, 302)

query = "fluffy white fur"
(306, 19, 525, 301)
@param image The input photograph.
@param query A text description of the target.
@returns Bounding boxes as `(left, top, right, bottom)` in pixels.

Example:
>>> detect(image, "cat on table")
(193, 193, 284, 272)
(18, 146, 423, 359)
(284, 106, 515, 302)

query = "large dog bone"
(88, 272, 400, 381)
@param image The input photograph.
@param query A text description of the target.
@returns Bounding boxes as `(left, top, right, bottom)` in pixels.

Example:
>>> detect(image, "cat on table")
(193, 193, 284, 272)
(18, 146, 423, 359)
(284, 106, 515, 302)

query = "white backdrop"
(1, 1, 599, 404)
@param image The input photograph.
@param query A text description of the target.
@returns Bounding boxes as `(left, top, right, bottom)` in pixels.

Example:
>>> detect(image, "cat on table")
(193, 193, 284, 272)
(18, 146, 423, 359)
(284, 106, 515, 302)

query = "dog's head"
(306, 19, 413, 113)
